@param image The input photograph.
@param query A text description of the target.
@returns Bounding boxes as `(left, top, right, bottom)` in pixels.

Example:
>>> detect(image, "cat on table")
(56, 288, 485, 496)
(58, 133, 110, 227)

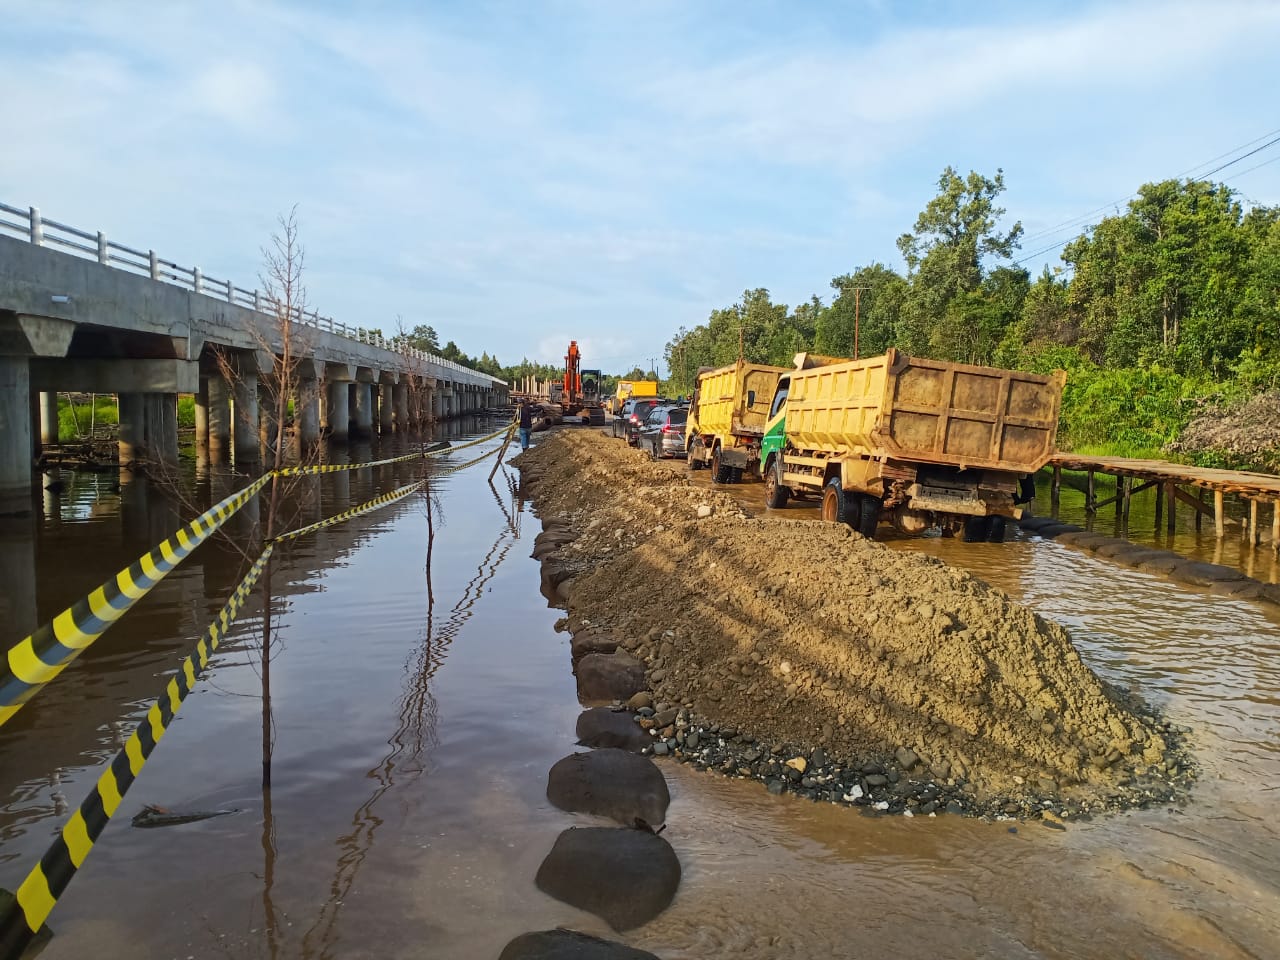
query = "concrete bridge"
(0, 202, 509, 514)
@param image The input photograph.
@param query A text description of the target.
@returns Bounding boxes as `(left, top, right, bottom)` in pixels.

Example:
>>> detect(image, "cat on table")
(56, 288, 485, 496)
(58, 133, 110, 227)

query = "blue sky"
(2, 1, 1278, 376)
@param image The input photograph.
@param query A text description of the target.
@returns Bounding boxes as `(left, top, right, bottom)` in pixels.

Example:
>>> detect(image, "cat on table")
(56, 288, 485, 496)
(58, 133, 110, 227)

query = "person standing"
(517, 399, 533, 451)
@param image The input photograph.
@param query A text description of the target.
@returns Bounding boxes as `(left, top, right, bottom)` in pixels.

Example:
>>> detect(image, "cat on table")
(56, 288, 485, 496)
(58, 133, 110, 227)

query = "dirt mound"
(1171, 391, 1280, 471)
(516, 430, 1189, 811)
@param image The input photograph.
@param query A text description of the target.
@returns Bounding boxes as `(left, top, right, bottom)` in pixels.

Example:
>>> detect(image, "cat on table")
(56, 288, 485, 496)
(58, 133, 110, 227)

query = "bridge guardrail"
(0, 201, 503, 385)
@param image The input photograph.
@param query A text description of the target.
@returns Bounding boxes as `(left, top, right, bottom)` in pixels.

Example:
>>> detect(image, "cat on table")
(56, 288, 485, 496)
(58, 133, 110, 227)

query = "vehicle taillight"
(662, 424, 677, 433)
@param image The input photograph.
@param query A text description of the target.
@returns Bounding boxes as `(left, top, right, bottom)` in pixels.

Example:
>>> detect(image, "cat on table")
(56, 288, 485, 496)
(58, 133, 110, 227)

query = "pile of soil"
(1170, 390, 1280, 471)
(517, 430, 1191, 815)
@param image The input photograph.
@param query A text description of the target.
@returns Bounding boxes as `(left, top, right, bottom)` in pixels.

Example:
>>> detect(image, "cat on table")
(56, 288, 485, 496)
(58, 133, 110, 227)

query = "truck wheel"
(963, 516, 994, 542)
(687, 438, 705, 469)
(987, 516, 1008, 542)
(712, 447, 733, 484)
(764, 458, 790, 509)
(856, 494, 879, 539)
(821, 478, 857, 525)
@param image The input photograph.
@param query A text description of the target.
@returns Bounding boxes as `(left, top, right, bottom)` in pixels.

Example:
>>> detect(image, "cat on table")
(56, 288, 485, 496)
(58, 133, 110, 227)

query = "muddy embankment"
(517, 430, 1193, 820)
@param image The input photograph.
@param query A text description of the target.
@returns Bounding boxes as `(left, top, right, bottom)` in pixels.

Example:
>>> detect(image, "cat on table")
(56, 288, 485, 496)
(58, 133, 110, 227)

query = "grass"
(55, 394, 197, 442)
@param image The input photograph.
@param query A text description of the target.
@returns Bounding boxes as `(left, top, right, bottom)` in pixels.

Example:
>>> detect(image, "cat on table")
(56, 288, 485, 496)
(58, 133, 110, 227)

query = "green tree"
(896, 167, 1023, 360)
(815, 264, 908, 358)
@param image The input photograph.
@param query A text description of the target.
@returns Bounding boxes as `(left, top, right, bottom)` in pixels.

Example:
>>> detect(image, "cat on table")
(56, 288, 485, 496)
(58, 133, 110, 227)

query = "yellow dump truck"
(759, 349, 1065, 541)
(687, 360, 790, 482)
(609, 379, 659, 415)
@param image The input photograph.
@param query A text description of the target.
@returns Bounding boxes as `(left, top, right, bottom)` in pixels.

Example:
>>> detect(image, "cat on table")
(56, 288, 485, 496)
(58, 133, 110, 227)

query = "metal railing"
(0, 201, 503, 384)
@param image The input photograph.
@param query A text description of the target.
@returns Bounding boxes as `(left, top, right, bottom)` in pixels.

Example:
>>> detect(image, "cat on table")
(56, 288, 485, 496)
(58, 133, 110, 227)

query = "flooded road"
(2, 432, 1279, 959)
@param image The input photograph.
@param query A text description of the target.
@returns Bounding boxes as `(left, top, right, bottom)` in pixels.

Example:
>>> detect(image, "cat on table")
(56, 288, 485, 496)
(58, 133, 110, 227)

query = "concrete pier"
(232, 377, 260, 465)
(39, 391, 58, 446)
(379, 383, 394, 435)
(0, 357, 33, 515)
(298, 379, 321, 449)
(326, 379, 349, 442)
(353, 382, 374, 439)
(393, 382, 409, 432)
(207, 375, 231, 459)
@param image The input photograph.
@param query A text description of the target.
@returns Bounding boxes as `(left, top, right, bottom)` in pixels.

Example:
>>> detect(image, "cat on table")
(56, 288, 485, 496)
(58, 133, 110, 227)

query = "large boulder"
(571, 631, 620, 661)
(576, 651, 647, 704)
(547, 749, 670, 826)
(576, 709, 650, 752)
(535, 827, 682, 932)
(499, 929, 661, 960)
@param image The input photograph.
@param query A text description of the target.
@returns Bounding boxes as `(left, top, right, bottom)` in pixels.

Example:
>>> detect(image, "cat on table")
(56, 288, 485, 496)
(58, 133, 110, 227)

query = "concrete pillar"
(378, 383, 394, 434)
(326, 379, 349, 442)
(0, 358, 33, 515)
(298, 378, 321, 449)
(118, 392, 146, 465)
(39, 391, 59, 446)
(259, 385, 279, 459)
(232, 376, 260, 464)
(208, 375, 231, 460)
(143, 393, 178, 463)
(430, 386, 440, 421)
(393, 382, 409, 432)
(0, 514, 38, 639)
(353, 382, 374, 438)
(195, 379, 210, 455)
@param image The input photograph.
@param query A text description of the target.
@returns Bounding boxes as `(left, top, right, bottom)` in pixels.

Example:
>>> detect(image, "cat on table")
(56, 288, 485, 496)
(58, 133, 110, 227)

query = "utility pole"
(646, 357, 657, 379)
(850, 286, 871, 359)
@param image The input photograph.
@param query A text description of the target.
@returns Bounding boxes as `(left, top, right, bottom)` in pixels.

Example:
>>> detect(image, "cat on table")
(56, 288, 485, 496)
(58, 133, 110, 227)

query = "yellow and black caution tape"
(0, 541, 274, 959)
(0, 468, 473, 957)
(0, 474, 272, 728)
(0, 426, 512, 730)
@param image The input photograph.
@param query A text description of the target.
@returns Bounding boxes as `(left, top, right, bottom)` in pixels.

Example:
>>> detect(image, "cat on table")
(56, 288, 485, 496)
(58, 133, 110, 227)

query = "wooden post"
(1272, 500, 1280, 552)
(1154, 479, 1163, 531)
(1166, 482, 1176, 533)
(1086, 470, 1096, 516)
(1213, 489, 1224, 539)
(1195, 488, 1203, 532)
(1051, 464, 1061, 512)
(1250, 498, 1259, 546)
(1121, 476, 1132, 525)
(1115, 476, 1125, 520)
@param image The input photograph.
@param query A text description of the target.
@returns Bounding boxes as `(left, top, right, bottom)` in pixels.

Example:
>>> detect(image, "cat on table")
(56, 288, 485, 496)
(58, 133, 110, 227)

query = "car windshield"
(667, 410, 687, 425)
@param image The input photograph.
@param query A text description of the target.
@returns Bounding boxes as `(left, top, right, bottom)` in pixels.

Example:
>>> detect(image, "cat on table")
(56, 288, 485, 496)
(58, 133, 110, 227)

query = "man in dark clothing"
(517, 400, 533, 451)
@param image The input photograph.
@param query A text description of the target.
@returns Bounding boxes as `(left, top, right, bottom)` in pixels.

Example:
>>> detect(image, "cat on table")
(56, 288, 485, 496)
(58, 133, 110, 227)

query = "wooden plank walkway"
(1047, 452, 1280, 547)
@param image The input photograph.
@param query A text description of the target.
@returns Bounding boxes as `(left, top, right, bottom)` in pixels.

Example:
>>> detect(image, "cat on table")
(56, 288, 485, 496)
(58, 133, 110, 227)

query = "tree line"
(662, 168, 1280, 458)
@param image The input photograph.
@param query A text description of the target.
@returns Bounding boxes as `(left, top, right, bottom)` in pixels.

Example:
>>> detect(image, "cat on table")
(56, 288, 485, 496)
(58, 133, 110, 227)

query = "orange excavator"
(563, 340, 606, 425)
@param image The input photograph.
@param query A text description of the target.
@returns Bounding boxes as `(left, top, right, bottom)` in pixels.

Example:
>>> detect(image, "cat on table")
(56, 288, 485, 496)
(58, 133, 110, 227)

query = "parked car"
(639, 406, 688, 459)
(611, 398, 638, 438)
(618, 398, 665, 444)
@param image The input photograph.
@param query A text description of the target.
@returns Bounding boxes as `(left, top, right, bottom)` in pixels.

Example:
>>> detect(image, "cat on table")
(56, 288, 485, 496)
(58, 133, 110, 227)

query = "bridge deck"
(1050, 453, 1280, 498)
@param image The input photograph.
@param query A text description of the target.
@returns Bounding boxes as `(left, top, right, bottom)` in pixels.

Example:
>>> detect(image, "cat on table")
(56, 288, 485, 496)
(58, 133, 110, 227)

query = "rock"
(572, 631, 620, 661)
(785, 757, 807, 773)
(547, 750, 671, 826)
(499, 929, 662, 960)
(895, 747, 919, 770)
(626, 691, 653, 711)
(651, 708, 678, 728)
(778, 660, 792, 675)
(577, 651, 648, 704)
(576, 708, 651, 752)
(652, 741, 669, 756)
(535, 827, 682, 931)
(864, 774, 888, 788)
(696, 504, 713, 519)
(766, 779, 786, 795)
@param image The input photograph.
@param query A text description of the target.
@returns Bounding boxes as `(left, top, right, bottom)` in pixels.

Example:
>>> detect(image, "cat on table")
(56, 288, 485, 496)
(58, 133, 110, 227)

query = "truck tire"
(987, 516, 1008, 542)
(855, 494, 879, 539)
(711, 446, 733, 484)
(688, 438, 706, 470)
(963, 516, 994, 542)
(764, 457, 789, 509)
(821, 478, 857, 526)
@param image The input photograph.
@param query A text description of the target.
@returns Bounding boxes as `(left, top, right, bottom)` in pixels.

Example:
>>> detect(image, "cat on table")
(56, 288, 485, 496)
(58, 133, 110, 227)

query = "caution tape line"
(274, 482, 425, 543)
(0, 465, 461, 952)
(0, 474, 273, 728)
(0, 543, 274, 954)
(0, 425, 512, 729)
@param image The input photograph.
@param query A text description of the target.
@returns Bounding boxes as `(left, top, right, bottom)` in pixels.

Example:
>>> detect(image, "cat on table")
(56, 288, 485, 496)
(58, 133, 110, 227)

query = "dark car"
(611, 398, 639, 438)
(619, 398, 665, 444)
(639, 406, 687, 459)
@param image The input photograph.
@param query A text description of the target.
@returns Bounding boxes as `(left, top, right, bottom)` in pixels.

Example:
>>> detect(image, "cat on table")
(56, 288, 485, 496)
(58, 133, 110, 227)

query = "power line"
(1018, 125, 1280, 247)
(1013, 128, 1280, 267)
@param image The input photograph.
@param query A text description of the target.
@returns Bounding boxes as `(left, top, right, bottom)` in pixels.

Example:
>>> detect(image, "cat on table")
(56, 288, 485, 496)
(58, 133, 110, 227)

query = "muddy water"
(0, 437, 1277, 960)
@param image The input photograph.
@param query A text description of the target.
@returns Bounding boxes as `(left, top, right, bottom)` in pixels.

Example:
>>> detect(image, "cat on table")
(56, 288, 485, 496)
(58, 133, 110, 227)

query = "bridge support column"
(208, 375, 231, 460)
(393, 382, 409, 431)
(378, 383, 394, 435)
(353, 382, 374, 438)
(0, 358, 33, 515)
(118, 393, 146, 465)
(326, 379, 349, 443)
(259, 385, 279, 460)
(194, 379, 209, 456)
(430, 387, 440, 421)
(232, 376, 260, 464)
(144, 393, 178, 464)
(39, 391, 59, 446)
(297, 378, 320, 450)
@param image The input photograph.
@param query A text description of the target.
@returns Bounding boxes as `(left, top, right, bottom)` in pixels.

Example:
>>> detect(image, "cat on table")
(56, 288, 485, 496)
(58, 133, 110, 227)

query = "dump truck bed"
(694, 361, 789, 441)
(785, 349, 1064, 473)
